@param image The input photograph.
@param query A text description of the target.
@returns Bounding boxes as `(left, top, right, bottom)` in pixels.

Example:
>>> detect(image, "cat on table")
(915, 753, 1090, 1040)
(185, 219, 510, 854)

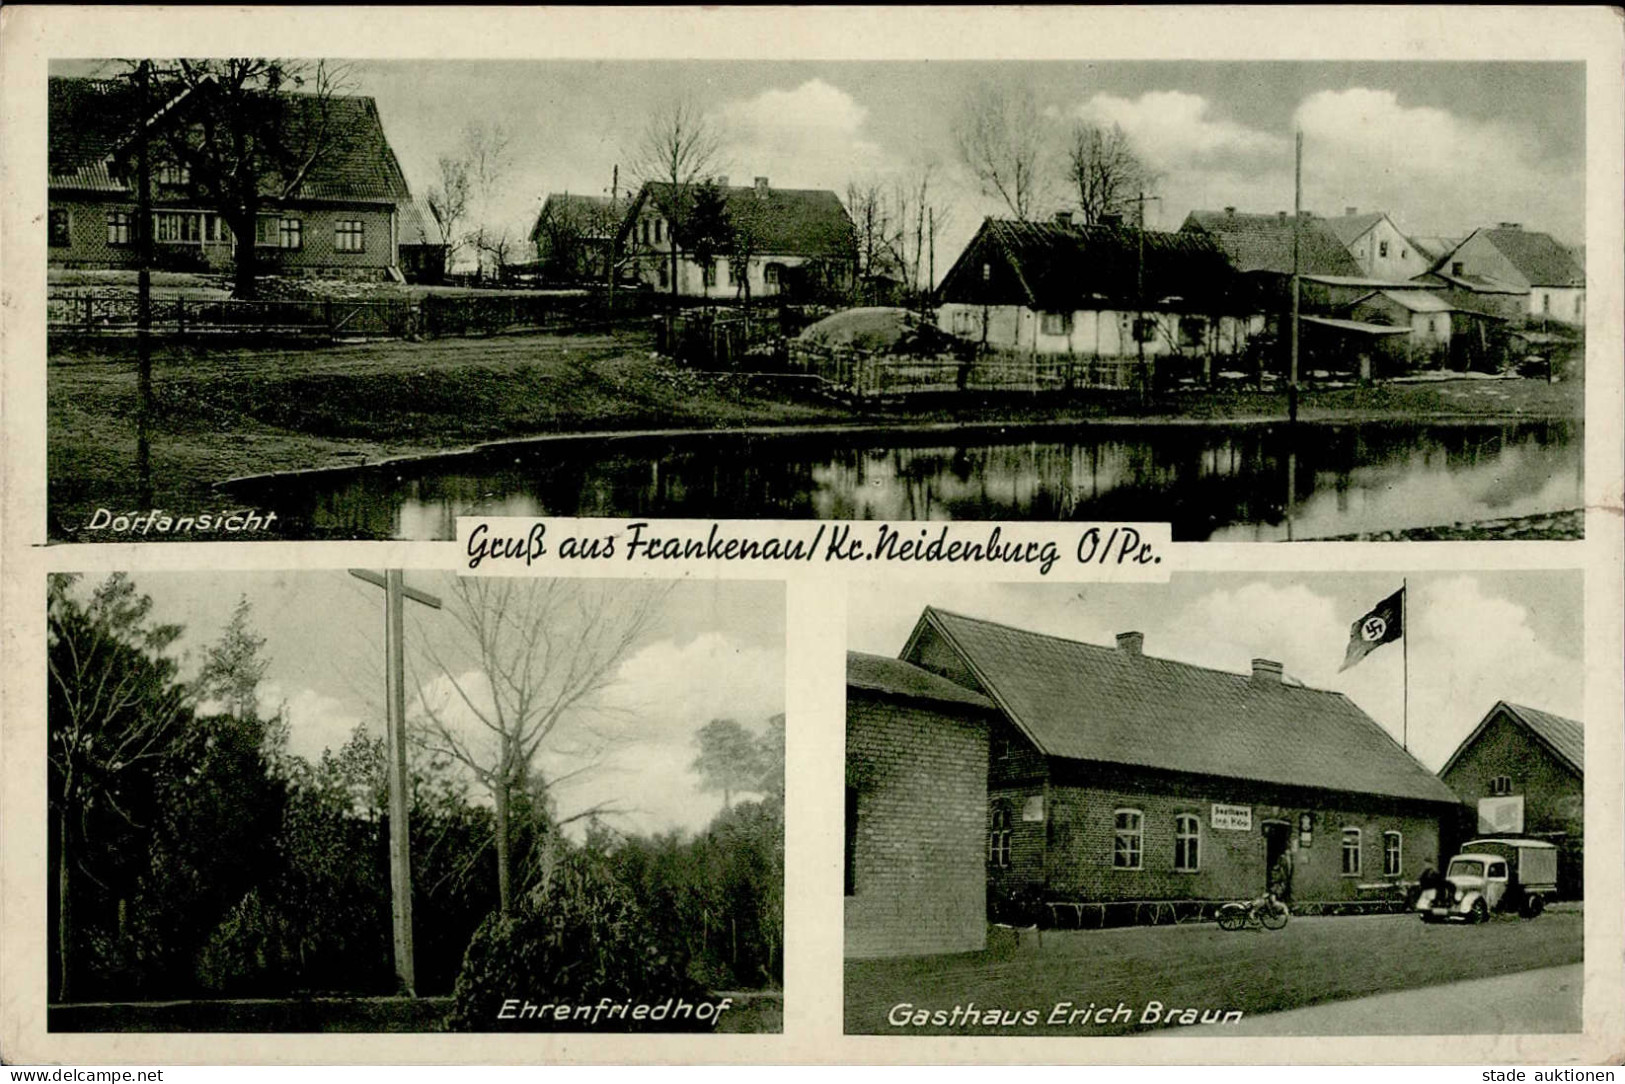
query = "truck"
(1415, 837, 1559, 923)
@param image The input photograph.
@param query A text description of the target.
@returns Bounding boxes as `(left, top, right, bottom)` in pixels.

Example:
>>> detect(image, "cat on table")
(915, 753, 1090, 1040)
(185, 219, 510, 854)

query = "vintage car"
(1415, 837, 1558, 923)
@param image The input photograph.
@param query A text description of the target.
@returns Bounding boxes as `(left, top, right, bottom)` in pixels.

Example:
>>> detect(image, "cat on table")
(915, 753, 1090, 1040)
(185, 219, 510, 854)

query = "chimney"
(1223, 206, 1236, 216)
(1054, 210, 1074, 227)
(1251, 658, 1283, 684)
(754, 176, 769, 196)
(1345, 206, 1358, 217)
(1498, 221, 1521, 230)
(1116, 631, 1144, 657)
(1277, 210, 1287, 221)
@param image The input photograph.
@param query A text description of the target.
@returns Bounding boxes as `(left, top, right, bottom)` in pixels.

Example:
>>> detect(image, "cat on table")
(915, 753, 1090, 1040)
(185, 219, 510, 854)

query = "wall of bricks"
(1442, 710, 1584, 897)
(990, 733, 1446, 904)
(48, 197, 396, 276)
(845, 690, 989, 958)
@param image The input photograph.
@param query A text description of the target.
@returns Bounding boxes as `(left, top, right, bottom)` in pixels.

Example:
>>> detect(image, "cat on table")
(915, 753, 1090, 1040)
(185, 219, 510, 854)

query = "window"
(1174, 814, 1200, 872)
(152, 211, 201, 245)
(1487, 861, 1508, 879)
(106, 210, 132, 246)
(1431, 316, 1440, 335)
(1543, 293, 1551, 314)
(279, 217, 302, 250)
(1113, 809, 1143, 870)
(1180, 315, 1210, 350)
(1451, 261, 1464, 276)
(764, 263, 782, 287)
(701, 260, 716, 288)
(726, 259, 740, 286)
(655, 218, 663, 243)
(1401, 248, 1408, 259)
(844, 787, 858, 896)
(335, 220, 365, 252)
(1489, 775, 1514, 796)
(657, 262, 668, 288)
(1379, 240, 1389, 258)
(156, 162, 189, 185)
(49, 207, 70, 247)
(1041, 311, 1071, 336)
(640, 220, 650, 245)
(989, 804, 1012, 868)
(1383, 831, 1402, 877)
(1341, 828, 1361, 876)
(1576, 296, 1584, 317)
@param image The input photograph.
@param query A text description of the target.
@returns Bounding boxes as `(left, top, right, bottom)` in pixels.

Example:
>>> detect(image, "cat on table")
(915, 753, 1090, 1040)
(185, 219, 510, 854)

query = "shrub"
(443, 848, 711, 1032)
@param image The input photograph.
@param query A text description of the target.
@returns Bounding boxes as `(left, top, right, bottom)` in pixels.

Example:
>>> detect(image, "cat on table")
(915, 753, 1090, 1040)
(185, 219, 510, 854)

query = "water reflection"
(252, 420, 1582, 541)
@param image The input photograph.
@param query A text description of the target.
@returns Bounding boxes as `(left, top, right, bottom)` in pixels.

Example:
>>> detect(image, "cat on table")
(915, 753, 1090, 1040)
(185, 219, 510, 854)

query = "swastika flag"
(1340, 587, 1404, 671)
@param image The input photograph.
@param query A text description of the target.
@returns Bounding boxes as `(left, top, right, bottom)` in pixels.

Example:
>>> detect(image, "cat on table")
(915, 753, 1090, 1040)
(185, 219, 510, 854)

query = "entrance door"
(1262, 821, 1291, 895)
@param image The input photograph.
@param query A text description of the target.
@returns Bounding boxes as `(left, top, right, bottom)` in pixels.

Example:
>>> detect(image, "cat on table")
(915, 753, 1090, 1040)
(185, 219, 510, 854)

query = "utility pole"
(607, 164, 618, 326)
(135, 60, 153, 508)
(928, 207, 935, 310)
(348, 569, 442, 996)
(1125, 191, 1161, 403)
(1289, 130, 1303, 425)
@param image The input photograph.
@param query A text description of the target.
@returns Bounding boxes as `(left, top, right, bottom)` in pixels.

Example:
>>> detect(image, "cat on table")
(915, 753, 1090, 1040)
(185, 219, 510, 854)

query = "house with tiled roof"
(1321, 208, 1431, 281)
(890, 607, 1460, 915)
(617, 175, 855, 300)
(845, 651, 996, 958)
(1181, 208, 1364, 281)
(1344, 288, 1509, 371)
(530, 192, 622, 284)
(935, 214, 1259, 367)
(1435, 224, 1586, 326)
(48, 75, 416, 278)
(1439, 701, 1583, 898)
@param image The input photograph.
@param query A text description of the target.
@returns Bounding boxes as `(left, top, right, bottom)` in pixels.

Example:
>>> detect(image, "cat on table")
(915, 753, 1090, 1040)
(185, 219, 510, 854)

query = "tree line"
(48, 573, 784, 1015)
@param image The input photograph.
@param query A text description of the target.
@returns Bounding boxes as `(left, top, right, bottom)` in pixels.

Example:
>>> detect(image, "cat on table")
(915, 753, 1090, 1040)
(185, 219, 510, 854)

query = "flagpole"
(1402, 578, 1409, 752)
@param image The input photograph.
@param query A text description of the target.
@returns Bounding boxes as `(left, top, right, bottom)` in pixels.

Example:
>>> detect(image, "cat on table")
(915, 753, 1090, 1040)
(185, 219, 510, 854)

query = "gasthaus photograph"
(842, 574, 1584, 1036)
(46, 57, 1583, 542)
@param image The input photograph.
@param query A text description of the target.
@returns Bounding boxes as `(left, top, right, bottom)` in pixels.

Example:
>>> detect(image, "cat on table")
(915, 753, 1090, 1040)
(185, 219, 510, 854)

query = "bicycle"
(1216, 892, 1290, 931)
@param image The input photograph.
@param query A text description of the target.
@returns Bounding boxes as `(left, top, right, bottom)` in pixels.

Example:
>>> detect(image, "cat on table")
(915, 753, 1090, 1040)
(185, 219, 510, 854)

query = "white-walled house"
(618, 176, 855, 301)
(1322, 210, 1432, 281)
(1438, 224, 1585, 326)
(935, 215, 1260, 362)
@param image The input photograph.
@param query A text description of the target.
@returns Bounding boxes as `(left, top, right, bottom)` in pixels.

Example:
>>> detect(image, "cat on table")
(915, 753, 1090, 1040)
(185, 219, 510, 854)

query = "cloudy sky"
(848, 572, 1583, 774)
(118, 571, 784, 837)
(342, 59, 1584, 268)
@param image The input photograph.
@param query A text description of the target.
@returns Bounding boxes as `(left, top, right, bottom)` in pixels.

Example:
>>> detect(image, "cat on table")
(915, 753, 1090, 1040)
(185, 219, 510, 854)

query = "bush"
(443, 848, 711, 1031)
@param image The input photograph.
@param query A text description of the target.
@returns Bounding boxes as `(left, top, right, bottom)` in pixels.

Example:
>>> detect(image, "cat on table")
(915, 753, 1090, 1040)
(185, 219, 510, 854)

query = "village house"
(1435, 224, 1586, 326)
(529, 192, 620, 283)
(893, 607, 1461, 917)
(1344, 288, 1507, 372)
(1439, 701, 1584, 899)
(845, 651, 996, 959)
(1321, 208, 1432, 281)
(48, 76, 417, 279)
(935, 214, 1258, 372)
(397, 196, 448, 284)
(617, 176, 856, 300)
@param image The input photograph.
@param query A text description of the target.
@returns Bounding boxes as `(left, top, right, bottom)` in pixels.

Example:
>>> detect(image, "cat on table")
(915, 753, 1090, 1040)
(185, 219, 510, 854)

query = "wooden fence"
(659, 305, 830, 369)
(787, 340, 1149, 398)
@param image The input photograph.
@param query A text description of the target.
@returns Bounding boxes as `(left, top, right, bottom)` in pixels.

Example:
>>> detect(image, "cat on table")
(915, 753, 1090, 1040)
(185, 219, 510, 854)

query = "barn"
(896, 607, 1462, 924)
(845, 651, 996, 959)
(1439, 701, 1584, 899)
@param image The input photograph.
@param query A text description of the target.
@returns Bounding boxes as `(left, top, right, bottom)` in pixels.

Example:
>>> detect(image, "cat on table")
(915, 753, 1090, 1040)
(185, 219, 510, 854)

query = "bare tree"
(844, 181, 893, 305)
(953, 84, 1048, 221)
(633, 100, 722, 304)
(1066, 122, 1156, 226)
(461, 123, 513, 282)
(427, 155, 471, 275)
(883, 165, 953, 305)
(411, 579, 665, 917)
(140, 59, 352, 298)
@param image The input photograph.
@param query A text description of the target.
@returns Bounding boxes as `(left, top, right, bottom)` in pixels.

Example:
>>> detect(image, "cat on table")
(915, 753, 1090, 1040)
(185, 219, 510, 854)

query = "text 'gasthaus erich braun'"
(888, 1001, 1243, 1028)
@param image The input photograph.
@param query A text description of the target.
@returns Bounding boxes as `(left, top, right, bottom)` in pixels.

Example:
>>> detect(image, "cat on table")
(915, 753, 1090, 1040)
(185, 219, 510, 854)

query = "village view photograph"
(844, 573, 1584, 1035)
(46, 571, 785, 1032)
(45, 58, 1585, 542)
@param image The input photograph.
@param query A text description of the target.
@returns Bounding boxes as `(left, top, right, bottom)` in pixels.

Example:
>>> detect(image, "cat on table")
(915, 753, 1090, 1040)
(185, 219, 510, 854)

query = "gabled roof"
(530, 192, 620, 243)
(847, 651, 995, 712)
(938, 217, 1240, 312)
(1440, 700, 1584, 779)
(1182, 210, 1364, 277)
(1454, 227, 1585, 288)
(626, 180, 855, 259)
(399, 197, 445, 247)
(48, 75, 412, 204)
(904, 607, 1459, 805)
(1359, 289, 1455, 314)
(1417, 270, 1528, 295)
(1322, 211, 1388, 247)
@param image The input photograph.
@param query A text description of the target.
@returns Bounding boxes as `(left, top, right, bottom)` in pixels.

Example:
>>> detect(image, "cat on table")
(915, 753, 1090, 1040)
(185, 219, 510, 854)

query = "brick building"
(1439, 701, 1584, 898)
(49, 76, 415, 279)
(897, 607, 1461, 911)
(845, 652, 994, 959)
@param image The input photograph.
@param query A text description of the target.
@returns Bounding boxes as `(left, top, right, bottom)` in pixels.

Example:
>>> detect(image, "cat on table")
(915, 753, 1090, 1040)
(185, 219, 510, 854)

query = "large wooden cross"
(348, 569, 442, 996)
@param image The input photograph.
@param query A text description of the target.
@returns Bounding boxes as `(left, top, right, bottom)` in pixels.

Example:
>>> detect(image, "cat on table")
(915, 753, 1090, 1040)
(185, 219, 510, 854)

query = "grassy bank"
(48, 329, 1583, 538)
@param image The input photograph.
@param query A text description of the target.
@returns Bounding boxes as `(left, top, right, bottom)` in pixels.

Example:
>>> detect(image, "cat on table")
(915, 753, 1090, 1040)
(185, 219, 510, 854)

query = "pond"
(236, 419, 1583, 542)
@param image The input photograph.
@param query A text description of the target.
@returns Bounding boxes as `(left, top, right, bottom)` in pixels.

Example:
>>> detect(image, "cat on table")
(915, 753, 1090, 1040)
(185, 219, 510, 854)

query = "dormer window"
(156, 162, 190, 186)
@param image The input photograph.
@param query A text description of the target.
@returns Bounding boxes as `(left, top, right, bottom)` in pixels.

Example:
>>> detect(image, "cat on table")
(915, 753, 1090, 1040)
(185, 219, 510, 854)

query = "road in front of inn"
(845, 910, 1583, 1036)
